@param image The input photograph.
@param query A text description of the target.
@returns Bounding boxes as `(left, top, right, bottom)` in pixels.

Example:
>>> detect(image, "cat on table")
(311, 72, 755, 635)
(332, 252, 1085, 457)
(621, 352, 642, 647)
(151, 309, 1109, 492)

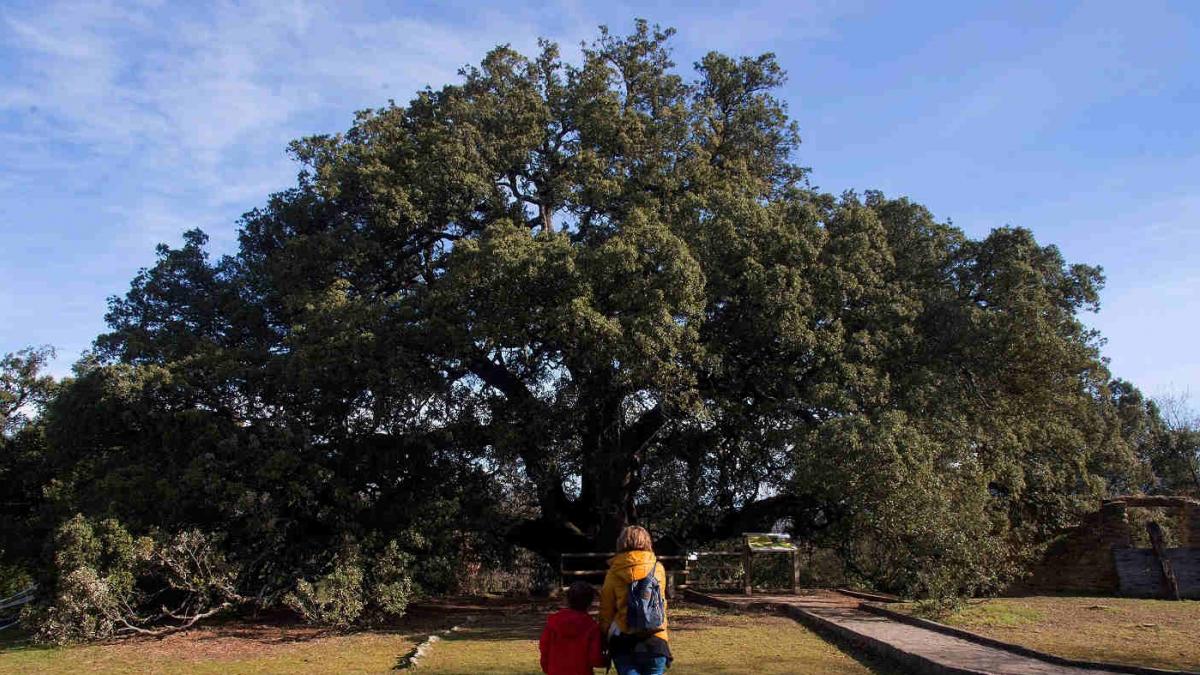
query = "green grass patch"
(417, 605, 893, 674)
(937, 601, 1044, 628)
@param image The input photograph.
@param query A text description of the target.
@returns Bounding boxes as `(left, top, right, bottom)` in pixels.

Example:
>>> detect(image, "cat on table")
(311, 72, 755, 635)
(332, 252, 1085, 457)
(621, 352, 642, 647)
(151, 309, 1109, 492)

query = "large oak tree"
(20, 22, 1145, 603)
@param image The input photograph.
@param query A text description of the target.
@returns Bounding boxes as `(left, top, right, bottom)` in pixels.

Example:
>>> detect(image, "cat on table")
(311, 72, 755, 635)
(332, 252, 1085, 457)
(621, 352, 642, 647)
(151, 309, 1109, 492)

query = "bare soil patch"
(0, 613, 446, 674)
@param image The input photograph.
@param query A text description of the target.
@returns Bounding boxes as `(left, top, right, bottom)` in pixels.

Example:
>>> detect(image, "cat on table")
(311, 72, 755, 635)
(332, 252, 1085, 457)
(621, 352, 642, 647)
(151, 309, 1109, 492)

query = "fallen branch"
(114, 601, 234, 638)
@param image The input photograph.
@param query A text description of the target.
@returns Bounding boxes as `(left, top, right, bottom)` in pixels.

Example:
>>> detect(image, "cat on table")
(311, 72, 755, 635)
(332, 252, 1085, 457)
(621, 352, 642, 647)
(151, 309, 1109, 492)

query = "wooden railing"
(0, 586, 35, 631)
(559, 552, 745, 597)
(561, 534, 802, 598)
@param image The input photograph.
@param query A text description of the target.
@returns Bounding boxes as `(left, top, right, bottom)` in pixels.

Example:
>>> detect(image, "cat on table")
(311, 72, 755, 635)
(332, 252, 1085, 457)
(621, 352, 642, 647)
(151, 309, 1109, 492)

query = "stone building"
(1015, 495, 1200, 598)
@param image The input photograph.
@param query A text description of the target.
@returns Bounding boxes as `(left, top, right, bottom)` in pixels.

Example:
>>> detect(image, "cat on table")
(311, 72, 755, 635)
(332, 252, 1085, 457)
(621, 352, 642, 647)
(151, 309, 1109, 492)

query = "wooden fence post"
(743, 547, 753, 596)
(792, 549, 801, 594)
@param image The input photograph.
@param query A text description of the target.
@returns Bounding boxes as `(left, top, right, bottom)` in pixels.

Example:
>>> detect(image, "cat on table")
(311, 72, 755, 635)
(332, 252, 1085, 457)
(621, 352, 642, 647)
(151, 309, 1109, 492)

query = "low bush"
(285, 539, 418, 628)
(24, 516, 242, 643)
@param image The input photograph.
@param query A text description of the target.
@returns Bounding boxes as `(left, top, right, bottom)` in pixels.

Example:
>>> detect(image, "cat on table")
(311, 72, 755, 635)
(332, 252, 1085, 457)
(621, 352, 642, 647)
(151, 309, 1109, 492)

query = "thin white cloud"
(0, 0, 591, 258)
(0, 0, 604, 376)
(0, 0, 854, 380)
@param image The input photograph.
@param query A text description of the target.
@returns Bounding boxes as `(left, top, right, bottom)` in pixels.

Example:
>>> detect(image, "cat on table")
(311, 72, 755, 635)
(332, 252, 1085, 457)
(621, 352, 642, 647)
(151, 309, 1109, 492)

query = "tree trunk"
(580, 393, 637, 549)
(576, 394, 665, 551)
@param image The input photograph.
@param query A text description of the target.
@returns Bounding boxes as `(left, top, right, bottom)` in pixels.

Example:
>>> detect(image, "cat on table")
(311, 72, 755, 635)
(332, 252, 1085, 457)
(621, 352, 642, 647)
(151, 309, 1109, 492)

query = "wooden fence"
(559, 551, 751, 597)
(0, 586, 35, 631)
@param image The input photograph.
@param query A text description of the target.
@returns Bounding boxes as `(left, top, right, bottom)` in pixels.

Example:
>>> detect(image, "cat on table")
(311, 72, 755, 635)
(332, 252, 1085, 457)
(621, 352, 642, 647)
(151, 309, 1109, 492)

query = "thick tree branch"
(467, 355, 535, 404)
(114, 601, 234, 638)
(466, 353, 576, 522)
(508, 515, 593, 559)
(622, 404, 666, 456)
(685, 493, 810, 542)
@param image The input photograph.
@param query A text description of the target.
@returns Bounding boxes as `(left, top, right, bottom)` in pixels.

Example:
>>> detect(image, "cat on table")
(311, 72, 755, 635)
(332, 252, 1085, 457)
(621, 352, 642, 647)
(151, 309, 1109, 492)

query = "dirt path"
(0, 621, 433, 674)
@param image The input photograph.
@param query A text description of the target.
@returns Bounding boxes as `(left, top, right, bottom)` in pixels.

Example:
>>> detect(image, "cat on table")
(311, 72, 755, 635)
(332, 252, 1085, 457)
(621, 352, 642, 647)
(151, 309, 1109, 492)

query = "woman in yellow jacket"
(599, 526, 671, 675)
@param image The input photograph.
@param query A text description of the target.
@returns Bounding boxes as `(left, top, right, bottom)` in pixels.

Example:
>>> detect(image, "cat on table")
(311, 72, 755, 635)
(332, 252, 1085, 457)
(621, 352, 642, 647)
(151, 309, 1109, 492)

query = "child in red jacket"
(540, 581, 605, 675)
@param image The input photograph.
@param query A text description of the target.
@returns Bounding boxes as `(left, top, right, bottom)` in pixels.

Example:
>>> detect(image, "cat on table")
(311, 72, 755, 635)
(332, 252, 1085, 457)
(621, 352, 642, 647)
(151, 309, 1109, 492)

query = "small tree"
(1153, 391, 1200, 494)
(24, 516, 245, 644)
(0, 346, 57, 586)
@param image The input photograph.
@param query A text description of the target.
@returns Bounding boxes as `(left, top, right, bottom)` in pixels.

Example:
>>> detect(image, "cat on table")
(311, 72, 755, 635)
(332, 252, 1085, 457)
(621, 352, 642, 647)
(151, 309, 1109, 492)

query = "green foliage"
(284, 540, 417, 627)
(0, 21, 1176, 624)
(370, 540, 415, 619)
(285, 544, 366, 628)
(1, 346, 57, 437)
(0, 346, 57, 566)
(24, 515, 146, 644)
(1148, 391, 1200, 495)
(0, 562, 30, 599)
(25, 516, 241, 644)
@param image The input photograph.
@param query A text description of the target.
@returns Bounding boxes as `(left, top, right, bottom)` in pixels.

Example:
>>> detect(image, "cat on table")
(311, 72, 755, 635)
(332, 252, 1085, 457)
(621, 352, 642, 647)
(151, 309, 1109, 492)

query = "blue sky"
(1, 0, 1197, 401)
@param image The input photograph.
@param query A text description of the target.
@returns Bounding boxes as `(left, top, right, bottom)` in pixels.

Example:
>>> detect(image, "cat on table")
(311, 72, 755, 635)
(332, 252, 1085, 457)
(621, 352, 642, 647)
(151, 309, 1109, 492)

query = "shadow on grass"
(0, 628, 54, 656)
(0, 614, 449, 658)
(667, 609, 749, 632)
(789, 620, 907, 675)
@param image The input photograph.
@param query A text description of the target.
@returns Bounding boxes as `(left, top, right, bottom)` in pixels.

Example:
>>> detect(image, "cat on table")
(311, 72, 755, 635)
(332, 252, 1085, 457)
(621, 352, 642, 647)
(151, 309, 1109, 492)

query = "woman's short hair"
(616, 525, 653, 552)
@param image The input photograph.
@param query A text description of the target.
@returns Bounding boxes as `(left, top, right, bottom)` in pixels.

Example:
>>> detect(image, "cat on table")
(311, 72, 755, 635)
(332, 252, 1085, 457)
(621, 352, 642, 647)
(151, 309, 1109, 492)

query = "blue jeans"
(612, 654, 668, 675)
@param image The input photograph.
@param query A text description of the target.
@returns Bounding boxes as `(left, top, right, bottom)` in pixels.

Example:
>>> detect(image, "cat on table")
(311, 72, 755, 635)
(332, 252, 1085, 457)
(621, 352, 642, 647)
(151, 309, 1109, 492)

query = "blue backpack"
(626, 556, 665, 634)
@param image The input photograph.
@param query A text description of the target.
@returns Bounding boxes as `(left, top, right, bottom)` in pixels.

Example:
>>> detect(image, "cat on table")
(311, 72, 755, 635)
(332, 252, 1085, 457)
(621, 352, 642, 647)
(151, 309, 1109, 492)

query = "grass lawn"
(0, 603, 892, 674)
(418, 605, 893, 674)
(0, 620, 433, 674)
(901, 596, 1200, 672)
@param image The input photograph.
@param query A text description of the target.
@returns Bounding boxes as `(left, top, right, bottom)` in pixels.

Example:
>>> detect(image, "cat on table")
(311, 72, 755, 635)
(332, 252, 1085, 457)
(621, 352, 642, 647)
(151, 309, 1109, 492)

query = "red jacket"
(539, 608, 604, 675)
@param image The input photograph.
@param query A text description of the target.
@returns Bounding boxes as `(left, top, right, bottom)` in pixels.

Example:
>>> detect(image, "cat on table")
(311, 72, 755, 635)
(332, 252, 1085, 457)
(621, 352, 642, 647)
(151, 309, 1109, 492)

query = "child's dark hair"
(566, 581, 594, 611)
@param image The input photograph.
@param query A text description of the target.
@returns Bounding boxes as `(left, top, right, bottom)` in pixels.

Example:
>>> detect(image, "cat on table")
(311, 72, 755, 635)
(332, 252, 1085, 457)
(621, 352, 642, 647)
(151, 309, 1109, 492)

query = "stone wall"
(1015, 500, 1131, 595)
(1114, 547, 1200, 599)
(1014, 496, 1200, 597)
(1117, 495, 1200, 547)
(1184, 501, 1200, 547)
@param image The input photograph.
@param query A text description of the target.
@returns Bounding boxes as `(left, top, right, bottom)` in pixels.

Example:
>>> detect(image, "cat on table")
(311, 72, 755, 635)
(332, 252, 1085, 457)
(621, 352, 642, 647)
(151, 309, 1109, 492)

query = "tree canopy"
(1, 21, 1184, 639)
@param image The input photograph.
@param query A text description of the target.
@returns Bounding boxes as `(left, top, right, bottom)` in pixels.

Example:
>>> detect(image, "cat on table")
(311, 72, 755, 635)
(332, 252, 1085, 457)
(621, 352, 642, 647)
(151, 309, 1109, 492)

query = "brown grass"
(0, 603, 898, 674)
(900, 596, 1200, 671)
(0, 617, 443, 674)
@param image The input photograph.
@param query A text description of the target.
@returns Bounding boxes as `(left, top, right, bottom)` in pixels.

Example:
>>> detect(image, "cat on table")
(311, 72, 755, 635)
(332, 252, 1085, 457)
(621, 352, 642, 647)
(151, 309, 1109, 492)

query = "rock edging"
(393, 617, 475, 670)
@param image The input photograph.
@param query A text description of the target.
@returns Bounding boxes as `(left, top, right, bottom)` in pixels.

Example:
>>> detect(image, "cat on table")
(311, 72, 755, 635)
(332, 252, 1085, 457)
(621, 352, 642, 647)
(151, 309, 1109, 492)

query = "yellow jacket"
(598, 550, 669, 642)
